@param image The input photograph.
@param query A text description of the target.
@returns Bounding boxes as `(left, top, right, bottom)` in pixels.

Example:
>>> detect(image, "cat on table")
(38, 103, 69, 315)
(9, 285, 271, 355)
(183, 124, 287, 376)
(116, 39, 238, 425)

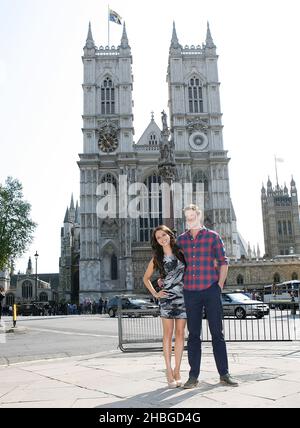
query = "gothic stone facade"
(59, 196, 80, 302)
(227, 256, 300, 290)
(77, 22, 240, 301)
(261, 178, 300, 258)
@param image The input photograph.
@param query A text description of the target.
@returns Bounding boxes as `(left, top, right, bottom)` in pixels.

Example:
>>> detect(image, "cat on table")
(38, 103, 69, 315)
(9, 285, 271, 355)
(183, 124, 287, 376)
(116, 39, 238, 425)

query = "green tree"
(0, 177, 37, 270)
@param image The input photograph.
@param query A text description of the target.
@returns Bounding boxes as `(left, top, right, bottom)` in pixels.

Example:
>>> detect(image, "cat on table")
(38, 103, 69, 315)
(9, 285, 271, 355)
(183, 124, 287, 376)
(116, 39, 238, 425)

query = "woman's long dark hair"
(151, 225, 186, 278)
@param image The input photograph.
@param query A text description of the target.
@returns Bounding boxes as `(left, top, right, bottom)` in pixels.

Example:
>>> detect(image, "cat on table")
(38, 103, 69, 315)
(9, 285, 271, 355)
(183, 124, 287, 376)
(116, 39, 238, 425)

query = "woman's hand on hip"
(155, 290, 169, 299)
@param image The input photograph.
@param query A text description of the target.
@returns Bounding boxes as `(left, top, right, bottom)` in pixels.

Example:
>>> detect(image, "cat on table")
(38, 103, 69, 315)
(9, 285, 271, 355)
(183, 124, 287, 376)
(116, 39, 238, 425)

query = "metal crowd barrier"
(117, 297, 298, 352)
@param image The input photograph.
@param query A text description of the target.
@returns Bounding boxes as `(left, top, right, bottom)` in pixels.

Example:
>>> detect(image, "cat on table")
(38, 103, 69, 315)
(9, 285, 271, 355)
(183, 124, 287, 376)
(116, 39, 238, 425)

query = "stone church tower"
(167, 22, 239, 256)
(77, 21, 240, 302)
(59, 195, 80, 302)
(261, 177, 300, 258)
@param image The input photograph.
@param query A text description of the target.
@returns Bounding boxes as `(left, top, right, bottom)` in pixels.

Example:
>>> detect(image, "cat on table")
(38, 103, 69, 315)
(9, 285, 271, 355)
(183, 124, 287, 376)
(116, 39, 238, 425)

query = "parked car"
(221, 293, 269, 319)
(16, 303, 41, 316)
(107, 296, 159, 318)
(17, 302, 51, 316)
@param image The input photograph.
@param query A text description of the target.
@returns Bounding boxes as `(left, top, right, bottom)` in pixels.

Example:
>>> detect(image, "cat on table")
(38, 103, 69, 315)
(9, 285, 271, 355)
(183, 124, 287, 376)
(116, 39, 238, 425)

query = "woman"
(143, 225, 187, 388)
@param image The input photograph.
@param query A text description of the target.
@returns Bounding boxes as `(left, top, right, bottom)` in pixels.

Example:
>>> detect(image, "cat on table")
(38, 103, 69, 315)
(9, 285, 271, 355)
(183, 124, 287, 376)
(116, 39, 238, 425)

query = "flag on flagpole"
(275, 157, 284, 162)
(109, 9, 122, 25)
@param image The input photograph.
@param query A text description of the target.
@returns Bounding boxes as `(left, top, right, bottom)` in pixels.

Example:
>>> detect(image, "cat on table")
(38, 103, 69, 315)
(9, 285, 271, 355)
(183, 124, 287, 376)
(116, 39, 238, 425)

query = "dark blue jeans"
(184, 284, 228, 379)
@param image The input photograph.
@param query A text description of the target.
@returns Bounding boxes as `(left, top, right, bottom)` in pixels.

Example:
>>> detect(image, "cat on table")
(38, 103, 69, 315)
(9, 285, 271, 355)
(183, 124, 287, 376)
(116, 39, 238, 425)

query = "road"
(0, 315, 119, 365)
(0, 310, 299, 365)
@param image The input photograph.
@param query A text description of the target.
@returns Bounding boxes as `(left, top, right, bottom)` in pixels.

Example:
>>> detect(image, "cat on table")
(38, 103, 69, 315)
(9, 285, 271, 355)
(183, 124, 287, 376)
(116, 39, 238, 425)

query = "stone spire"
(291, 176, 296, 188)
(257, 244, 261, 259)
(83, 22, 96, 57)
(171, 21, 180, 47)
(247, 242, 252, 259)
(70, 194, 75, 210)
(170, 21, 181, 53)
(69, 194, 76, 223)
(267, 176, 273, 195)
(120, 22, 130, 50)
(64, 207, 70, 223)
(26, 257, 32, 275)
(75, 201, 80, 224)
(205, 21, 216, 48)
(85, 22, 95, 49)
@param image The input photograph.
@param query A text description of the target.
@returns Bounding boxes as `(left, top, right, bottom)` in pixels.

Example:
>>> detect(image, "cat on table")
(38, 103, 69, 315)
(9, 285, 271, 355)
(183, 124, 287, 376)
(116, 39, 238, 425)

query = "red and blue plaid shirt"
(177, 227, 228, 291)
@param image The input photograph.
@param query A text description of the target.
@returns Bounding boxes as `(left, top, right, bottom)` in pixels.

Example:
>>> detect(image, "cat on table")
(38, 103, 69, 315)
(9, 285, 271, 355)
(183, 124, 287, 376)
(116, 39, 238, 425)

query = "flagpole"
(108, 4, 110, 47)
(274, 155, 279, 185)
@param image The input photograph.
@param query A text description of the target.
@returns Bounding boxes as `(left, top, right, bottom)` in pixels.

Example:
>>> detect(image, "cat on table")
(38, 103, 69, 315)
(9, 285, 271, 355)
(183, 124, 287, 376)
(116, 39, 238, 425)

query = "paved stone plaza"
(0, 315, 300, 407)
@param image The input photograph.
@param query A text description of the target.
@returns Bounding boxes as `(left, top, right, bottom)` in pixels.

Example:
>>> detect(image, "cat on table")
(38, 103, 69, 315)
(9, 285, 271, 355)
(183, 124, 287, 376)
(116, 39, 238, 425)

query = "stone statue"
(161, 110, 168, 133)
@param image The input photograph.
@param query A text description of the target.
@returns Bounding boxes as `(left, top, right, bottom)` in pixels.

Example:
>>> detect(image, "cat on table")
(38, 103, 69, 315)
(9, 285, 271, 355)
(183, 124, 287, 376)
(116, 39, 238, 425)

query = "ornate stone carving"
(158, 111, 176, 180)
(100, 219, 118, 236)
(186, 118, 209, 134)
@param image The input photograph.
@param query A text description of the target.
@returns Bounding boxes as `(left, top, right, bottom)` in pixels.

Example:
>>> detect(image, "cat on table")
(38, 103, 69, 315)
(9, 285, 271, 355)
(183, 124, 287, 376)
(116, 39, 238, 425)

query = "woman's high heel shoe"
(166, 370, 177, 389)
(175, 379, 182, 387)
(173, 371, 182, 387)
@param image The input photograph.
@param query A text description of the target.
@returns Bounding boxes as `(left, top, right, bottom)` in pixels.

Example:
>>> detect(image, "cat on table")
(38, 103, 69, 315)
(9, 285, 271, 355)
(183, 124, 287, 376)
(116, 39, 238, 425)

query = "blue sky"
(1, 0, 300, 273)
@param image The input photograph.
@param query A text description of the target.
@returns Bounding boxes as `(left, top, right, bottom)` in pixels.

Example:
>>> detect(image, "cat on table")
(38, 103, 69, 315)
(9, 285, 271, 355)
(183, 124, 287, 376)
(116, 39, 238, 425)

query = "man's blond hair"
(183, 204, 202, 216)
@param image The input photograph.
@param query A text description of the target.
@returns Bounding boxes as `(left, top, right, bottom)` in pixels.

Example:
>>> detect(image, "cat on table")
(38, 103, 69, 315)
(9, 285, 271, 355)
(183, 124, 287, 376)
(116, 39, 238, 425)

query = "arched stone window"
(101, 244, 118, 281)
(39, 292, 48, 302)
(282, 221, 287, 236)
(149, 133, 158, 145)
(101, 173, 117, 187)
(139, 173, 163, 242)
(193, 170, 208, 192)
(101, 77, 115, 114)
(22, 280, 33, 299)
(111, 254, 118, 280)
(292, 272, 298, 280)
(188, 76, 203, 113)
(237, 274, 244, 285)
(100, 173, 118, 197)
(5, 293, 15, 306)
(273, 273, 280, 283)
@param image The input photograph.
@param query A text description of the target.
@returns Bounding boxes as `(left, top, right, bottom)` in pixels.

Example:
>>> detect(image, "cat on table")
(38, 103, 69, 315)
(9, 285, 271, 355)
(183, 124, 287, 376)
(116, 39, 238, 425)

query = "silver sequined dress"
(159, 255, 187, 319)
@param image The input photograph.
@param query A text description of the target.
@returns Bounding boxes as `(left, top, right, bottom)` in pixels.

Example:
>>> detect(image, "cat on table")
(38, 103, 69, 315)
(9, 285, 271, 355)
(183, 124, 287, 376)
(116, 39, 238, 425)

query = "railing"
(117, 297, 299, 352)
(134, 145, 159, 152)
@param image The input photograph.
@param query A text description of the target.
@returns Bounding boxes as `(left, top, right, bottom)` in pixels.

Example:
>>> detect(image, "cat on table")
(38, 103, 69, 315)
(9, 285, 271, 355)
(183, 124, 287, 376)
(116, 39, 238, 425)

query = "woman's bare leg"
(173, 319, 186, 380)
(161, 318, 175, 381)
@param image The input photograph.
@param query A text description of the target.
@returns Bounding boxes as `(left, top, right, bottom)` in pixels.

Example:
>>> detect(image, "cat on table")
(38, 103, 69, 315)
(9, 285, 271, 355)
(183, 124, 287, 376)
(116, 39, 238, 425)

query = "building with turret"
(223, 176, 300, 291)
(70, 20, 243, 302)
(57, 21, 300, 301)
(2, 257, 55, 307)
(59, 195, 80, 302)
(261, 177, 300, 258)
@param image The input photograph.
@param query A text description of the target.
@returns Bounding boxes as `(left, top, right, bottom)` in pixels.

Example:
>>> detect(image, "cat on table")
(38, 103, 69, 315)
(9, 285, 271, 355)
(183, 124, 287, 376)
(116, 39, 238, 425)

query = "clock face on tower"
(189, 131, 208, 151)
(98, 133, 118, 153)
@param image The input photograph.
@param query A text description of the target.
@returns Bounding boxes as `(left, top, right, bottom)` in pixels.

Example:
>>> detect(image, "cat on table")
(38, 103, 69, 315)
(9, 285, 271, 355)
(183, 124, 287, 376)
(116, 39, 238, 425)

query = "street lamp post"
(34, 251, 39, 302)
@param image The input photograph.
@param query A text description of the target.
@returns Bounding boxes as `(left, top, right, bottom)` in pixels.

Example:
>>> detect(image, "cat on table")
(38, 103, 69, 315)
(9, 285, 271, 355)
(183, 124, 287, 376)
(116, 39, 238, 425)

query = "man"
(176, 204, 238, 388)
